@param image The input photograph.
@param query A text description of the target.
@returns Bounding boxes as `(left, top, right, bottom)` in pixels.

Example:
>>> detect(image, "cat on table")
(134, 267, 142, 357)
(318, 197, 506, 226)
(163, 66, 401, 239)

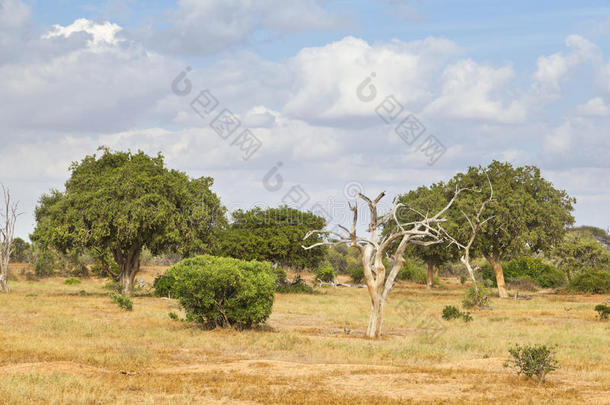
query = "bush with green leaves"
(315, 263, 336, 283)
(153, 273, 176, 297)
(504, 344, 559, 384)
(594, 304, 610, 320)
(480, 257, 566, 288)
(109, 291, 133, 311)
(347, 264, 364, 283)
(442, 305, 473, 322)
(167, 255, 275, 329)
(276, 275, 315, 294)
(64, 278, 81, 285)
(462, 283, 488, 308)
(397, 258, 428, 284)
(567, 270, 610, 294)
(34, 250, 56, 278)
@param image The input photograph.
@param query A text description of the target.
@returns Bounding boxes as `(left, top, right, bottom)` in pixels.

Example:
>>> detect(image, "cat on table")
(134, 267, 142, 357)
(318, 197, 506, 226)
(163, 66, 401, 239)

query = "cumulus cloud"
(139, 0, 345, 56)
(576, 97, 610, 116)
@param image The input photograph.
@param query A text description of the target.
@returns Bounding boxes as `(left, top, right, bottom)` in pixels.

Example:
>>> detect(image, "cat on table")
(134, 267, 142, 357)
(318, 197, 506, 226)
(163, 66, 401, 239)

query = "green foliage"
(442, 305, 473, 322)
(109, 292, 133, 311)
(34, 250, 55, 277)
(451, 161, 575, 270)
(504, 344, 559, 384)
(553, 230, 610, 280)
(153, 274, 176, 297)
(315, 263, 336, 282)
(272, 266, 287, 284)
(276, 275, 315, 294)
(64, 278, 81, 285)
(103, 280, 121, 292)
(214, 206, 326, 270)
(167, 255, 275, 329)
(31, 147, 226, 294)
(462, 283, 488, 308)
(398, 258, 427, 284)
(567, 270, 610, 294)
(168, 312, 179, 321)
(10, 237, 32, 262)
(479, 257, 566, 288)
(594, 304, 610, 320)
(347, 263, 364, 283)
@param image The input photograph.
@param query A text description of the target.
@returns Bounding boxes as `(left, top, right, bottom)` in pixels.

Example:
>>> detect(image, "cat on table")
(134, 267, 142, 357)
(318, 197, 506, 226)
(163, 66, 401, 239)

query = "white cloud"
(576, 97, 610, 116)
(43, 18, 122, 47)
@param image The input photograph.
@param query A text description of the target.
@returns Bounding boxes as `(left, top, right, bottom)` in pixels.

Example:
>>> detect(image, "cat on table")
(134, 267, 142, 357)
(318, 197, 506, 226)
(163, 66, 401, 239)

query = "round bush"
(153, 273, 176, 297)
(168, 255, 275, 329)
(480, 257, 566, 288)
(568, 270, 610, 294)
(315, 263, 336, 282)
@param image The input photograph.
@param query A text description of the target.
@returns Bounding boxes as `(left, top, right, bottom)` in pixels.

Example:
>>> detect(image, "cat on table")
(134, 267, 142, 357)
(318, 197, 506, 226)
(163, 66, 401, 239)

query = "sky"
(2, 0, 610, 240)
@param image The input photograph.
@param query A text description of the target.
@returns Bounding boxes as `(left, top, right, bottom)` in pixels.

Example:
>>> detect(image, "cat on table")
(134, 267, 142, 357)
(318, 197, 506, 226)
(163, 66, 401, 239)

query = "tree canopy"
(31, 147, 226, 294)
(450, 161, 575, 297)
(215, 206, 326, 270)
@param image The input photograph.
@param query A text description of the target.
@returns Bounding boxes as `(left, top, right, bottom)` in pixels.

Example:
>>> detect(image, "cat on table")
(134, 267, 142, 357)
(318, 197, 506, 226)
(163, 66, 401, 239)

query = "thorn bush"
(503, 344, 559, 384)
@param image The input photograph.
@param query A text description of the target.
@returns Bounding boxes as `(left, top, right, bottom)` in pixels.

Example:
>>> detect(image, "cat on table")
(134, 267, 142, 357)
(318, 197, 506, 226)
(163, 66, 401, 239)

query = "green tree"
(450, 161, 575, 298)
(553, 229, 610, 281)
(393, 183, 459, 288)
(10, 237, 31, 262)
(215, 206, 326, 270)
(31, 147, 226, 295)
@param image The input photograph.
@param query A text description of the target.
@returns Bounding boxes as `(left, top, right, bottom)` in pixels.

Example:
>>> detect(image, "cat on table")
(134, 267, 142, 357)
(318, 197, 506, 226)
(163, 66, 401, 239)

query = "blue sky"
(3, 0, 610, 238)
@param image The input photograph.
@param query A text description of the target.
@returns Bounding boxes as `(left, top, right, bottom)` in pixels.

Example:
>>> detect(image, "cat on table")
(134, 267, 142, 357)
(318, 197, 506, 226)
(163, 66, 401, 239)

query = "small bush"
(504, 344, 559, 384)
(315, 263, 336, 283)
(276, 275, 315, 294)
(462, 283, 488, 308)
(594, 304, 610, 320)
(109, 291, 133, 311)
(153, 274, 176, 297)
(459, 275, 467, 285)
(398, 259, 427, 284)
(168, 255, 275, 329)
(568, 270, 610, 294)
(64, 278, 81, 285)
(442, 305, 473, 322)
(273, 266, 287, 284)
(480, 257, 566, 288)
(168, 312, 179, 321)
(34, 251, 55, 278)
(347, 264, 364, 284)
(442, 305, 461, 320)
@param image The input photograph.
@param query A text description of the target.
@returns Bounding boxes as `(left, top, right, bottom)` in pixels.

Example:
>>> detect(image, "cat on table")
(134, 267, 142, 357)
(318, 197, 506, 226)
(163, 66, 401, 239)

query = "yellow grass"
(0, 265, 608, 404)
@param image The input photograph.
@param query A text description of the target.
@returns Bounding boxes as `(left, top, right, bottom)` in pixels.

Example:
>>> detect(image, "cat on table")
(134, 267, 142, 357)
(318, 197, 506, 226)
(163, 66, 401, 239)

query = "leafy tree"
(393, 183, 459, 288)
(553, 229, 610, 281)
(215, 206, 326, 270)
(10, 237, 31, 262)
(450, 161, 575, 298)
(31, 147, 226, 295)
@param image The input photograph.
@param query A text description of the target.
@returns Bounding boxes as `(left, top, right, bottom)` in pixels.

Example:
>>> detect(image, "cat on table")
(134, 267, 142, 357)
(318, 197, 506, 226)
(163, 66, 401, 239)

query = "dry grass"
(0, 264, 608, 404)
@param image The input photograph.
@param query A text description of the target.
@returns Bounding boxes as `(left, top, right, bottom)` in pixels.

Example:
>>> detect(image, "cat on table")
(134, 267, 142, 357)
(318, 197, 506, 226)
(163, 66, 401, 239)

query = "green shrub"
(442, 305, 461, 320)
(276, 275, 315, 294)
(273, 266, 287, 284)
(109, 291, 133, 311)
(34, 251, 55, 278)
(462, 283, 488, 308)
(480, 257, 566, 288)
(153, 273, 176, 297)
(568, 270, 610, 294)
(315, 263, 336, 283)
(398, 259, 427, 284)
(168, 255, 275, 329)
(168, 312, 179, 321)
(64, 277, 81, 285)
(103, 280, 121, 292)
(504, 344, 559, 384)
(442, 305, 473, 322)
(594, 304, 610, 320)
(347, 264, 364, 284)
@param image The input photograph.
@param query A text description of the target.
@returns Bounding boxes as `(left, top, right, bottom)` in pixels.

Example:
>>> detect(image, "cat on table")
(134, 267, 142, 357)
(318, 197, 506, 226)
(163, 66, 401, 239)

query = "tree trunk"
(0, 256, 9, 293)
(114, 248, 141, 296)
(366, 295, 384, 338)
(434, 266, 439, 278)
(489, 256, 508, 298)
(426, 262, 434, 289)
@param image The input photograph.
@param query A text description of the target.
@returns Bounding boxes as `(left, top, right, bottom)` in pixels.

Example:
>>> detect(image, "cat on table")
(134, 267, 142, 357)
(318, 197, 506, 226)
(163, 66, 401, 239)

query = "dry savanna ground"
(0, 263, 609, 404)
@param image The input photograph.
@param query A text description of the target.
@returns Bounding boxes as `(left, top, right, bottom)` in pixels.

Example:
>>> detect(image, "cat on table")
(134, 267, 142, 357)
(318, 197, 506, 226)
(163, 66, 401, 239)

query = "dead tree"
(303, 189, 465, 338)
(0, 185, 20, 292)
